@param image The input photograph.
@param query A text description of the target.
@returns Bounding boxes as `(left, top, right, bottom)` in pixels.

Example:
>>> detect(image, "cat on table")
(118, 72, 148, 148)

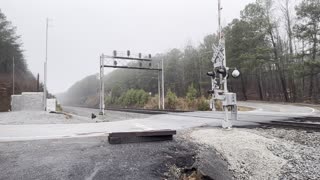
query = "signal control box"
(222, 93, 237, 106)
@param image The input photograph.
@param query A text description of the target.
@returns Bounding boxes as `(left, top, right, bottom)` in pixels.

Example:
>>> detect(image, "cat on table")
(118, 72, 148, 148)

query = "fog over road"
(0, 101, 317, 142)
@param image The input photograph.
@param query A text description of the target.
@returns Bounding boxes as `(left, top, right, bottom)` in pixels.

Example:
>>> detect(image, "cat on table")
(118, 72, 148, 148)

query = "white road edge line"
(307, 107, 316, 114)
(134, 123, 154, 131)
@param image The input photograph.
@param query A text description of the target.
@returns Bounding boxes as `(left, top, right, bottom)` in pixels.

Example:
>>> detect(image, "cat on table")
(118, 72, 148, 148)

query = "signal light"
(149, 62, 152, 67)
(127, 50, 130, 57)
(207, 71, 215, 78)
(207, 90, 215, 94)
(114, 61, 117, 66)
(217, 67, 227, 78)
(149, 54, 152, 59)
(139, 53, 142, 59)
(113, 50, 117, 57)
(232, 69, 240, 78)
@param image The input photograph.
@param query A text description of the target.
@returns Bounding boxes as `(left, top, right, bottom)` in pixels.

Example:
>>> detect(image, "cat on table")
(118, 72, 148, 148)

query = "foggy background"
(1, 0, 254, 94)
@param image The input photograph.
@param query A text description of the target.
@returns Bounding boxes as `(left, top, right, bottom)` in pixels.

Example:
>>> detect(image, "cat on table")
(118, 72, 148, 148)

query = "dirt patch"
(152, 133, 234, 180)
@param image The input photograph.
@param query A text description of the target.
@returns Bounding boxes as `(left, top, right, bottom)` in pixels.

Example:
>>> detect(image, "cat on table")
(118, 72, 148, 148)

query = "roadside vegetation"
(104, 84, 211, 111)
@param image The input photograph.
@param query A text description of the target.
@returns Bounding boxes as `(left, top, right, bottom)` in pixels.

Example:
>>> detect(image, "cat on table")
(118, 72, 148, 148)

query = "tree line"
(60, 0, 320, 108)
(0, 9, 39, 111)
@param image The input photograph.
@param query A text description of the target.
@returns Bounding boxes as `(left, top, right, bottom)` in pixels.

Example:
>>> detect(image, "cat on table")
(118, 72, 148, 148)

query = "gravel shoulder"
(189, 127, 320, 179)
(0, 111, 93, 125)
(0, 107, 152, 125)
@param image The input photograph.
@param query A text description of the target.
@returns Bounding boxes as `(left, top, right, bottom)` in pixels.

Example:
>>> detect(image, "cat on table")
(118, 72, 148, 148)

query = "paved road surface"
(0, 101, 318, 180)
(0, 101, 317, 142)
(0, 136, 196, 180)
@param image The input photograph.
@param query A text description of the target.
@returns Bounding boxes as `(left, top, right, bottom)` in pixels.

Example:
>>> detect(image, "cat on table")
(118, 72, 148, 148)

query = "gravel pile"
(248, 128, 320, 179)
(189, 127, 320, 179)
(189, 128, 286, 179)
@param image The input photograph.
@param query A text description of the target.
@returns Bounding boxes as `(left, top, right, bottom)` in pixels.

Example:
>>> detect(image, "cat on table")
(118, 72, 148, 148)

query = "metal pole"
(99, 55, 105, 115)
(218, 0, 221, 37)
(161, 58, 165, 110)
(218, 0, 230, 128)
(12, 56, 14, 95)
(44, 18, 48, 111)
(99, 55, 102, 114)
(158, 63, 161, 109)
(102, 57, 105, 115)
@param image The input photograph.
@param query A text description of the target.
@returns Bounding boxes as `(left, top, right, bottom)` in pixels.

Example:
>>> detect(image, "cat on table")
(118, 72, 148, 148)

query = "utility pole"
(37, 73, 40, 92)
(158, 63, 161, 109)
(99, 54, 105, 115)
(218, 0, 230, 126)
(161, 58, 165, 110)
(12, 56, 15, 95)
(44, 18, 49, 111)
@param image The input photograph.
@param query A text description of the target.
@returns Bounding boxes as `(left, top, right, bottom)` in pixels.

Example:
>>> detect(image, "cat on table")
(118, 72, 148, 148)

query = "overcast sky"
(1, 0, 255, 94)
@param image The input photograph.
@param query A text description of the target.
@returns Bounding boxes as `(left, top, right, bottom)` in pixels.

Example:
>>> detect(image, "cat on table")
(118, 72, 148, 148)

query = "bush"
(186, 83, 198, 101)
(117, 89, 150, 107)
(144, 95, 160, 109)
(197, 96, 210, 111)
(214, 99, 223, 111)
(166, 89, 178, 109)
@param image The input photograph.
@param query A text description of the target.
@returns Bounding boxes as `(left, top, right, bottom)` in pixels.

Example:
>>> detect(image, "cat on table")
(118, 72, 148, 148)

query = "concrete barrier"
(11, 92, 44, 111)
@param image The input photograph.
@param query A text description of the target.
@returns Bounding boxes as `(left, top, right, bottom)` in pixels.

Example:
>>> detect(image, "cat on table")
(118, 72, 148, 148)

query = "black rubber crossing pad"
(108, 130, 176, 144)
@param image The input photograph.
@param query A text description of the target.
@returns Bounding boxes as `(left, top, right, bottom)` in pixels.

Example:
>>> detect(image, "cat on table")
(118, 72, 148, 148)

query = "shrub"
(214, 99, 223, 111)
(117, 89, 150, 107)
(197, 96, 210, 111)
(144, 95, 160, 109)
(166, 89, 178, 109)
(186, 83, 198, 101)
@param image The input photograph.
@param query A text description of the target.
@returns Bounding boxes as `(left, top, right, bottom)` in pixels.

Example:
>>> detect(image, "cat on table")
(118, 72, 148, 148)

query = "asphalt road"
(0, 101, 318, 180)
(0, 101, 317, 142)
(0, 136, 197, 180)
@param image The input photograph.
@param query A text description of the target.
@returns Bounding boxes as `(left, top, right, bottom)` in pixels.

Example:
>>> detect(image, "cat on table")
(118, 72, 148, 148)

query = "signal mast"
(207, 0, 240, 128)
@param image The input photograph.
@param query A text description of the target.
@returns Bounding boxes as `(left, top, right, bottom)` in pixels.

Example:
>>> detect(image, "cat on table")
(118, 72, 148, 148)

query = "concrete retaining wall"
(11, 95, 23, 111)
(11, 92, 44, 111)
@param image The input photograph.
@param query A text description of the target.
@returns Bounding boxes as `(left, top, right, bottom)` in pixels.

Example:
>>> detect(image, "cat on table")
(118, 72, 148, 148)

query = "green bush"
(117, 89, 150, 107)
(186, 83, 198, 101)
(166, 89, 178, 109)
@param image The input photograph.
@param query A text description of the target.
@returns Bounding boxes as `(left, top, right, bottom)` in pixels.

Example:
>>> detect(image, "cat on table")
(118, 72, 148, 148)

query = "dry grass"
(145, 96, 254, 112)
(238, 105, 255, 111)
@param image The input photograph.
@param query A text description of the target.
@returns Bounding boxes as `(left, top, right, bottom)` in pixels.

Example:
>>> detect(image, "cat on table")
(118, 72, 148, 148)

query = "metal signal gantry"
(99, 51, 165, 115)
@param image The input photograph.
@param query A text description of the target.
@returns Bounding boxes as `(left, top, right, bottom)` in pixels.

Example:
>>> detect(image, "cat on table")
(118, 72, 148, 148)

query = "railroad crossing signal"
(212, 43, 225, 68)
(207, 0, 240, 129)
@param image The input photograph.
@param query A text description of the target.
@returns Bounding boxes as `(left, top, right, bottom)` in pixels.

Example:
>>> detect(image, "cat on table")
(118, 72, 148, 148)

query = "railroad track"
(105, 107, 191, 114)
(259, 117, 320, 131)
